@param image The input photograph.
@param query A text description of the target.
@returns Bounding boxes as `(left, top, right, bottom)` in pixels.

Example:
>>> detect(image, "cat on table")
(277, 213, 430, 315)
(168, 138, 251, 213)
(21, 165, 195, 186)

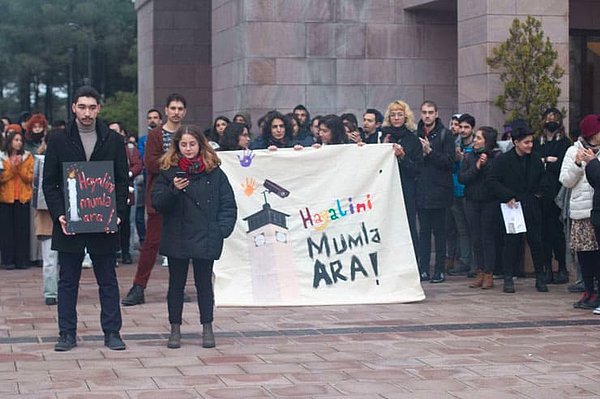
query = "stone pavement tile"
(474, 354, 540, 364)
(178, 364, 246, 376)
(0, 352, 42, 362)
(289, 335, 347, 344)
(517, 384, 599, 398)
(86, 377, 158, 391)
(113, 366, 183, 378)
(0, 394, 56, 399)
(216, 343, 280, 355)
(16, 359, 79, 371)
(79, 358, 143, 369)
(302, 360, 365, 371)
(459, 376, 536, 389)
(241, 362, 307, 374)
(140, 356, 204, 368)
(415, 356, 485, 367)
(56, 392, 130, 399)
(317, 349, 383, 362)
(447, 388, 528, 399)
(394, 331, 450, 339)
(50, 368, 117, 381)
(519, 373, 596, 386)
(99, 348, 166, 359)
(126, 389, 201, 399)
(333, 381, 408, 395)
(0, 382, 18, 394)
(199, 386, 272, 398)
(284, 371, 353, 384)
(399, 377, 471, 393)
(343, 369, 414, 382)
(575, 383, 600, 396)
(404, 366, 480, 380)
(523, 363, 597, 374)
(381, 393, 460, 399)
(0, 361, 16, 372)
(464, 364, 539, 377)
(258, 352, 325, 363)
(201, 354, 263, 365)
(43, 349, 106, 361)
(266, 383, 340, 397)
(18, 378, 88, 394)
(152, 375, 223, 388)
(218, 372, 293, 386)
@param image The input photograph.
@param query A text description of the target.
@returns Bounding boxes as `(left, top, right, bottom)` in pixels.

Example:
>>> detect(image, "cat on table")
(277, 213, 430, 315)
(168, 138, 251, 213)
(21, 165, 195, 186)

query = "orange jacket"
(0, 151, 34, 204)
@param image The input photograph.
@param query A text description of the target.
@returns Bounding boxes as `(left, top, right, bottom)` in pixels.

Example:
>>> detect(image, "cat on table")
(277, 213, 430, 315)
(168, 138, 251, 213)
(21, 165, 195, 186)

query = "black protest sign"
(62, 161, 118, 234)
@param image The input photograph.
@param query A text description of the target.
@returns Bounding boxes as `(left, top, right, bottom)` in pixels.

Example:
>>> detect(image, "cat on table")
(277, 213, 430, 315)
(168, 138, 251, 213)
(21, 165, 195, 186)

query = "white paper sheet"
(500, 202, 527, 234)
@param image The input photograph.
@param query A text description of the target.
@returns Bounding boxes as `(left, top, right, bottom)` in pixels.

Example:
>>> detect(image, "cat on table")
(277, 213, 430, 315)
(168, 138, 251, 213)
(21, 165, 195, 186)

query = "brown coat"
(0, 151, 34, 204)
(144, 126, 167, 214)
(34, 209, 53, 237)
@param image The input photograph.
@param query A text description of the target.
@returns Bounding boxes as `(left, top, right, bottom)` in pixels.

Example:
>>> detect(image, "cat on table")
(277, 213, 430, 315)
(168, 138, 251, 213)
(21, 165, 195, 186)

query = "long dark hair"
(319, 114, 348, 145)
(4, 131, 25, 155)
(261, 111, 293, 147)
(219, 122, 247, 151)
(478, 126, 498, 153)
(209, 116, 230, 143)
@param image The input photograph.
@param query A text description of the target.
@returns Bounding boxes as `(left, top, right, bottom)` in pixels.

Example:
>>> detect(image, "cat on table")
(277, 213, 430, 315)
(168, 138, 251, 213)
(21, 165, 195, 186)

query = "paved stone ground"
(1, 262, 599, 398)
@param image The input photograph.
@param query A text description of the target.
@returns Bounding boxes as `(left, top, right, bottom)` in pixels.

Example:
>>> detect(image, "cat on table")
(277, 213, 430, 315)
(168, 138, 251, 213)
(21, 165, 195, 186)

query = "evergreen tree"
(487, 16, 565, 133)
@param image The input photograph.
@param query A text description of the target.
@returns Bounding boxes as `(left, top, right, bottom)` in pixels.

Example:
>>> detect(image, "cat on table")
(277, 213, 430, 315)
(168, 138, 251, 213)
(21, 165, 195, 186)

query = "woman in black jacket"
(458, 127, 501, 289)
(152, 125, 237, 349)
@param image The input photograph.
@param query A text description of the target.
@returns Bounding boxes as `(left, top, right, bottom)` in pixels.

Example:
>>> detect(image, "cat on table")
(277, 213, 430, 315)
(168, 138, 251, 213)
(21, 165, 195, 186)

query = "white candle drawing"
(67, 169, 80, 222)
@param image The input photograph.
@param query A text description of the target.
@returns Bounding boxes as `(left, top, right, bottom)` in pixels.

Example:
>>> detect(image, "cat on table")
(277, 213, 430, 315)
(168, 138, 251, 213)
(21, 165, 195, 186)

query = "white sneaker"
(162, 256, 169, 267)
(593, 306, 600, 315)
(82, 253, 92, 269)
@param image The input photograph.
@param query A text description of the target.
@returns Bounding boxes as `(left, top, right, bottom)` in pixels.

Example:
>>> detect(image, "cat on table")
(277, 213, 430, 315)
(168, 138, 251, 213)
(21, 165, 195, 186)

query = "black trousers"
(168, 258, 214, 325)
(541, 198, 566, 271)
(57, 252, 122, 334)
(417, 208, 447, 275)
(501, 211, 544, 278)
(402, 182, 419, 261)
(0, 202, 30, 268)
(466, 200, 499, 273)
(119, 205, 131, 254)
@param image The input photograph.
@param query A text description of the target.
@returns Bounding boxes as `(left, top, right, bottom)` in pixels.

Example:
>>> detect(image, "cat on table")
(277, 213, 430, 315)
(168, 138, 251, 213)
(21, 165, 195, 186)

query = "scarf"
(178, 155, 205, 175)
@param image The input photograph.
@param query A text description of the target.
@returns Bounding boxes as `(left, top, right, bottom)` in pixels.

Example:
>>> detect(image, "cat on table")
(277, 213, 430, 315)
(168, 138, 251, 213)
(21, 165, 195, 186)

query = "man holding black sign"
(43, 86, 129, 351)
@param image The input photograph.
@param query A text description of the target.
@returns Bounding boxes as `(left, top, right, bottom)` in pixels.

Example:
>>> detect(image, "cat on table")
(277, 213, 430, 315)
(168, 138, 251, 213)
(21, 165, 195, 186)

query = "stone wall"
(212, 0, 458, 132)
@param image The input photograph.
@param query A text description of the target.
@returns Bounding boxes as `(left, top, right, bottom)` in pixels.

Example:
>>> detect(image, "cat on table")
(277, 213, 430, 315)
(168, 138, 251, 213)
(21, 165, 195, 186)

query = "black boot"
(202, 323, 215, 348)
(535, 273, 549, 292)
(503, 277, 515, 293)
(553, 269, 568, 284)
(121, 284, 145, 306)
(167, 324, 181, 349)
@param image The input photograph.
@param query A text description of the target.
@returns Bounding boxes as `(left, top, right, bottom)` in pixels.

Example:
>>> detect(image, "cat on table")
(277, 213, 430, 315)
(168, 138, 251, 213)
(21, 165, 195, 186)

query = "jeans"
(167, 258, 214, 325)
(449, 197, 472, 269)
(58, 252, 122, 334)
(41, 238, 58, 299)
(417, 208, 447, 275)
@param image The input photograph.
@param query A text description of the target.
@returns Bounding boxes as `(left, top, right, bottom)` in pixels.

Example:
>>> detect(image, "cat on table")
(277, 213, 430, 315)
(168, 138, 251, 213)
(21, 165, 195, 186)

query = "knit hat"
(510, 118, 531, 141)
(579, 114, 600, 140)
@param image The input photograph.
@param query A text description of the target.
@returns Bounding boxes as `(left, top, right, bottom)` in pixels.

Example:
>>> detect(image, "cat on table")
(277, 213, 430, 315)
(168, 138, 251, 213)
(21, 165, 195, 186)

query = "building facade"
(136, 0, 600, 134)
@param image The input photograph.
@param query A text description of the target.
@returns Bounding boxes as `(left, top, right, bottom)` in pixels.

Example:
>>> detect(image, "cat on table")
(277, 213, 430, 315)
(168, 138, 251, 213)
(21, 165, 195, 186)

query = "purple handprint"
(237, 150, 255, 167)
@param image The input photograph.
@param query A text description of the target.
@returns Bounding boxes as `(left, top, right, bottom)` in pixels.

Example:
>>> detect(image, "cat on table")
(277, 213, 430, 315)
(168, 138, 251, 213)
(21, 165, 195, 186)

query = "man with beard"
(415, 100, 455, 283)
(122, 95, 187, 306)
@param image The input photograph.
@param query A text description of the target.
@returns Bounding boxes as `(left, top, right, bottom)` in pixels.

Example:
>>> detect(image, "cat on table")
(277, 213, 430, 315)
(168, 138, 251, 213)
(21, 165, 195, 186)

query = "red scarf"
(178, 155, 205, 175)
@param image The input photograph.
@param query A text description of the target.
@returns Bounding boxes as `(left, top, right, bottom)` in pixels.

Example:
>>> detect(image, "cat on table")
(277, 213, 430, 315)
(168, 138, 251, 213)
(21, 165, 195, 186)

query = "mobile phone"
(175, 171, 187, 179)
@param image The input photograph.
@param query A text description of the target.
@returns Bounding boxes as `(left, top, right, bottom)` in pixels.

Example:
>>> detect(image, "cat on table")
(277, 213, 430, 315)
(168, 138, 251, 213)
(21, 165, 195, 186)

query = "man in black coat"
(415, 100, 455, 283)
(43, 86, 129, 351)
(488, 119, 548, 294)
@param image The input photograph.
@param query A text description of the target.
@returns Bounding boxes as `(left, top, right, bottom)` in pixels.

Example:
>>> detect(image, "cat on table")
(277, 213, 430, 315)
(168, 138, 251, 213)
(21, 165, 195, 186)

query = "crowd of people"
(1, 85, 600, 352)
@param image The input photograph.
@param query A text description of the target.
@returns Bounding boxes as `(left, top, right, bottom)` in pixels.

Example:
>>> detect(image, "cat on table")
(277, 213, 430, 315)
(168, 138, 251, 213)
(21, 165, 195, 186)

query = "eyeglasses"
(390, 112, 405, 118)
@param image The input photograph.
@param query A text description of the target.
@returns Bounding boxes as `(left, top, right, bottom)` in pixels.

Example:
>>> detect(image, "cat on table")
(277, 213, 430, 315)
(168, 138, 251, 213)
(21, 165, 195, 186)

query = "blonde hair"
(382, 100, 416, 130)
(159, 125, 221, 172)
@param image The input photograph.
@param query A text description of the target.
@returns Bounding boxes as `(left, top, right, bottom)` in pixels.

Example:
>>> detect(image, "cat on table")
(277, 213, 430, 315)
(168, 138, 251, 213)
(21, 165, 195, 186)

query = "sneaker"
(121, 284, 145, 306)
(430, 272, 445, 283)
(420, 272, 430, 282)
(568, 281, 585, 293)
(573, 292, 597, 309)
(162, 256, 169, 267)
(54, 332, 77, 352)
(45, 297, 57, 306)
(104, 331, 126, 350)
(82, 253, 92, 269)
(593, 306, 600, 315)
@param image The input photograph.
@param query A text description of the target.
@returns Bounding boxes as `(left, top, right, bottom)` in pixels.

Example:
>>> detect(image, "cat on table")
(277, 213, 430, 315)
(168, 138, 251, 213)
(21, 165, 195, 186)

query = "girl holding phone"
(152, 125, 237, 349)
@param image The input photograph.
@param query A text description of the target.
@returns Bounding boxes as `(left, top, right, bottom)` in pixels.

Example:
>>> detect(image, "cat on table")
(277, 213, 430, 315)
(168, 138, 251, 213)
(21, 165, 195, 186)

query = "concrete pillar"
(136, 0, 212, 135)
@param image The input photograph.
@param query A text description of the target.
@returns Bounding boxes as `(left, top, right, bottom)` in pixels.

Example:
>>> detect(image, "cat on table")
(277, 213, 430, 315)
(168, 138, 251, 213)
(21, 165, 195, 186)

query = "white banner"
(215, 144, 425, 306)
